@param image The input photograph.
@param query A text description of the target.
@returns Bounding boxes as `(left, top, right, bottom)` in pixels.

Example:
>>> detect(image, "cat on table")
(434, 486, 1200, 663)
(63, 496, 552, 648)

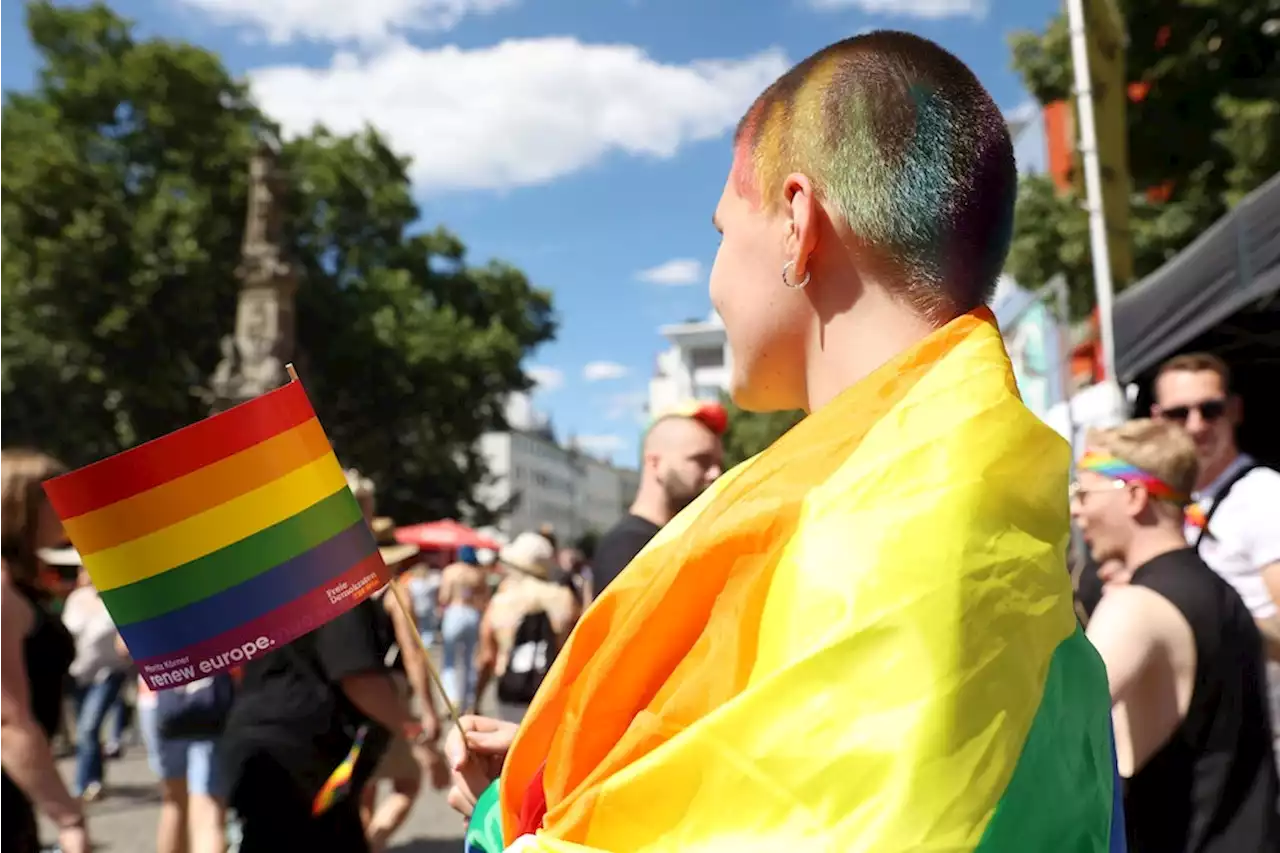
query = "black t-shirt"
(1125, 548, 1280, 853)
(220, 599, 392, 793)
(591, 514, 661, 595)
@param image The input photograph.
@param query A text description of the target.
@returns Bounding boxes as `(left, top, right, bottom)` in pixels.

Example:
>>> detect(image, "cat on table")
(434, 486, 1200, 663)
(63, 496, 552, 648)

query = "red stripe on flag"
(44, 382, 316, 520)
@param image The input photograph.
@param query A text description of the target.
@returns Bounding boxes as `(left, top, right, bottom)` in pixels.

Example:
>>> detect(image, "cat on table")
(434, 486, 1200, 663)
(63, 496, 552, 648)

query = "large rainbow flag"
(493, 309, 1123, 851)
(43, 380, 389, 691)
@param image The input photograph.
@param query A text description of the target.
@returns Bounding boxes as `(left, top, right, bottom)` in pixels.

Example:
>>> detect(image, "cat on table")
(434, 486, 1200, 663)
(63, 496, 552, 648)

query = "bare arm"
(0, 575, 84, 829)
(383, 584, 440, 734)
(339, 672, 419, 737)
(437, 567, 454, 614)
(1085, 586, 1161, 705)
(551, 588, 582, 646)
(1260, 561, 1280, 662)
(473, 609, 498, 711)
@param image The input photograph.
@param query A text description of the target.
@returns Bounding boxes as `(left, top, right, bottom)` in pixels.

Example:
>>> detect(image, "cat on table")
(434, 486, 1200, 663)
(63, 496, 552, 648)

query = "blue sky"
(2, 0, 1055, 466)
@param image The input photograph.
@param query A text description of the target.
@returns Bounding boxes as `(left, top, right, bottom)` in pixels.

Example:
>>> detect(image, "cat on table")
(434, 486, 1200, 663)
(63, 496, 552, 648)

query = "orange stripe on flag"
(65, 419, 332, 556)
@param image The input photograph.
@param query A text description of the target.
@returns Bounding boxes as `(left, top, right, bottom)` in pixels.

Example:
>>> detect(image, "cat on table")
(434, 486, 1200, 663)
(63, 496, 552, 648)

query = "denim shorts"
(136, 699, 223, 799)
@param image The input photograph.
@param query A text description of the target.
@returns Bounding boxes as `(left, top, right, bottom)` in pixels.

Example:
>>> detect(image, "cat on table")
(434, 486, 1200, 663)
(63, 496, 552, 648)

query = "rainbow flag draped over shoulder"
(498, 309, 1122, 852)
(43, 380, 389, 691)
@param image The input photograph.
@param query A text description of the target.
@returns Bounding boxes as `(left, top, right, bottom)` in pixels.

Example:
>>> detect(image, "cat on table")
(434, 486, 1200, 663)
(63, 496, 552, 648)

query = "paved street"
(43, 750, 466, 853)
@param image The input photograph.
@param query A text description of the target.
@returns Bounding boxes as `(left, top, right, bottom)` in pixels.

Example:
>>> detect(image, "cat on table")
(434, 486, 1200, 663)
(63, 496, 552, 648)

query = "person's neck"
(1123, 524, 1189, 572)
(1195, 446, 1240, 493)
(629, 487, 673, 528)
(803, 285, 939, 412)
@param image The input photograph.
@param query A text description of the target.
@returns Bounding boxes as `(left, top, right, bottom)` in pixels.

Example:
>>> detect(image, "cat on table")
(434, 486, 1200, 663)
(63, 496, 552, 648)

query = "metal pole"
(1051, 275, 1078, 459)
(1066, 0, 1119, 383)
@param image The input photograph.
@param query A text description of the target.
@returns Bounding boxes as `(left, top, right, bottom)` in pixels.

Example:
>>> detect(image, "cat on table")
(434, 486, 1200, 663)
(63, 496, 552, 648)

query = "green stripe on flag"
(100, 487, 362, 626)
(975, 624, 1117, 852)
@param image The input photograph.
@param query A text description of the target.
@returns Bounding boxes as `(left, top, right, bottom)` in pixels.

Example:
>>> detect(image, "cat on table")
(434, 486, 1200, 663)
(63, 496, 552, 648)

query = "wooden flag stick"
(284, 362, 470, 755)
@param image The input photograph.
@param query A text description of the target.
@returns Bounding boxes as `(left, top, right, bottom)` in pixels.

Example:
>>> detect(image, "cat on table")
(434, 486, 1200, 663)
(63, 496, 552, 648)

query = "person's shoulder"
(1232, 464, 1280, 500)
(1091, 582, 1188, 644)
(0, 569, 34, 634)
(596, 516, 656, 560)
(601, 514, 651, 540)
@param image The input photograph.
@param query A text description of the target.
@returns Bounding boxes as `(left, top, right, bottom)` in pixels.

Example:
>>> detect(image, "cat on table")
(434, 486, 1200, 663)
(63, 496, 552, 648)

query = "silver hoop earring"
(782, 260, 811, 290)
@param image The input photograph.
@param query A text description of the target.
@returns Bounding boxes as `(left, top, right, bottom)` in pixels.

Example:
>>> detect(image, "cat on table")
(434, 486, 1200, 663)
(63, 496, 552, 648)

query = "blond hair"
(1086, 419, 1198, 511)
(1, 449, 67, 584)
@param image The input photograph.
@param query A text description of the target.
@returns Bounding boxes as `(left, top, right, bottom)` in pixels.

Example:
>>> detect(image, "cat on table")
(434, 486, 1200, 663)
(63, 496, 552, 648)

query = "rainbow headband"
(1078, 450, 1190, 506)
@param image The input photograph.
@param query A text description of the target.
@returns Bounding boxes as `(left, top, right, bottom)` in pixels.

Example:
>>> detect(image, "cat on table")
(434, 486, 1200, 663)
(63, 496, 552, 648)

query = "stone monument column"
(211, 139, 299, 412)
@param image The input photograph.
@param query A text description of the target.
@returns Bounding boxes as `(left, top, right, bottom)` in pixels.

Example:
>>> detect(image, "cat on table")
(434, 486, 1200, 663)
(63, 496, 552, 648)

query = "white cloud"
(250, 40, 789, 193)
(583, 361, 629, 382)
(573, 434, 626, 455)
(807, 0, 988, 19)
(526, 365, 564, 391)
(635, 258, 703, 286)
(176, 0, 516, 45)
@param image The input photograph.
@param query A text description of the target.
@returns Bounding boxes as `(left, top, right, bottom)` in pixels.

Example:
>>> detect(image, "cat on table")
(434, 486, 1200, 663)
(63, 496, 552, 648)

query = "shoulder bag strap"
(1195, 462, 1260, 549)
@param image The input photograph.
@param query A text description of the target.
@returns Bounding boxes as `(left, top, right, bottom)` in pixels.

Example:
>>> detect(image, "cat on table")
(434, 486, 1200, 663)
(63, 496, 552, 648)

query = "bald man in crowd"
(590, 403, 726, 595)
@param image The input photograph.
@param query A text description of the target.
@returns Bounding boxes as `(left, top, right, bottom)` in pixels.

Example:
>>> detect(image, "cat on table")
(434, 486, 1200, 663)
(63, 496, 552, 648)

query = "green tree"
(2, 1, 554, 522)
(1005, 0, 1280, 317)
(719, 395, 805, 469)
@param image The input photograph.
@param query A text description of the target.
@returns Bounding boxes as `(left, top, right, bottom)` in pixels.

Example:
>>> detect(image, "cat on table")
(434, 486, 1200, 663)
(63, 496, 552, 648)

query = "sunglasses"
(1158, 399, 1227, 423)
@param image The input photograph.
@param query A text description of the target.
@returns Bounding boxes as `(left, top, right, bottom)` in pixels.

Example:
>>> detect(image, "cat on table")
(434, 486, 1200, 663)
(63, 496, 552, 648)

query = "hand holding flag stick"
(284, 364, 470, 757)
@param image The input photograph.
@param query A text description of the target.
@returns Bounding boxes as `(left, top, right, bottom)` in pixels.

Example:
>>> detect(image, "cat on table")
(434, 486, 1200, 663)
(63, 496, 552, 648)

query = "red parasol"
(393, 519, 501, 551)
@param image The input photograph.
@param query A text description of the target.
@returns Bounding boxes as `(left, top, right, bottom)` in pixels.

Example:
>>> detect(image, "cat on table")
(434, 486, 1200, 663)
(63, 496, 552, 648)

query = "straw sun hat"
(371, 517, 420, 567)
(498, 531, 557, 580)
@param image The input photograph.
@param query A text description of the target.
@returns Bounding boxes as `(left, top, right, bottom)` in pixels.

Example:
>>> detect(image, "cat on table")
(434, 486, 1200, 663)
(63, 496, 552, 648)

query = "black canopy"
(1114, 172, 1280, 384)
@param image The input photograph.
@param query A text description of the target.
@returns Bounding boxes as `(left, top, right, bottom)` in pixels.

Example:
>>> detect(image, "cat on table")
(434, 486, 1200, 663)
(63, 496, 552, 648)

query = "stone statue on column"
(211, 138, 299, 411)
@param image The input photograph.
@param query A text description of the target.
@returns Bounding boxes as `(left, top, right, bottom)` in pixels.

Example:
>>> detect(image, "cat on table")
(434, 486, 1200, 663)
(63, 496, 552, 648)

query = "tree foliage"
(719, 395, 805, 469)
(1005, 0, 1280, 318)
(1, 1, 555, 522)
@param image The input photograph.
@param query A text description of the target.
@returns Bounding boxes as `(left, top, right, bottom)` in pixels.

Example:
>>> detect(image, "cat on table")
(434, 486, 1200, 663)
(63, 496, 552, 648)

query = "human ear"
(781, 172, 819, 279)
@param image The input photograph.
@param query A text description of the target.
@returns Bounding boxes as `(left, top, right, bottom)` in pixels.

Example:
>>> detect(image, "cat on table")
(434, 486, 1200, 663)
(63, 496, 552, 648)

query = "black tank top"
(11, 580, 75, 734)
(1125, 548, 1280, 853)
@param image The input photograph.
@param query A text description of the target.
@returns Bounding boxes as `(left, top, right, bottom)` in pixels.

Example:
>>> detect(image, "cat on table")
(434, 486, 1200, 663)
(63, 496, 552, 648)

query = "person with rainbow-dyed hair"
(448, 32, 1122, 852)
(1072, 419, 1278, 852)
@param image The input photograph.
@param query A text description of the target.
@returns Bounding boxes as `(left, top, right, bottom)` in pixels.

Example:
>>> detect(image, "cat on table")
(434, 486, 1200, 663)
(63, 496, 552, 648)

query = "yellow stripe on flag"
(82, 453, 348, 591)
(65, 418, 332, 556)
(499, 312, 1101, 852)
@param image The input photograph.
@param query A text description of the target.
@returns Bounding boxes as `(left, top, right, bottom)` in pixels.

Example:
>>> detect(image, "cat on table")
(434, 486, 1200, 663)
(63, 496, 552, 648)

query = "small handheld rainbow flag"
(312, 724, 368, 815)
(43, 379, 390, 691)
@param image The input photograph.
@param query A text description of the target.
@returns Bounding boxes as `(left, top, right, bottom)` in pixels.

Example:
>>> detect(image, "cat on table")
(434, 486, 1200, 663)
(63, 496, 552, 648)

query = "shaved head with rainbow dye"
(709, 31, 1016, 413)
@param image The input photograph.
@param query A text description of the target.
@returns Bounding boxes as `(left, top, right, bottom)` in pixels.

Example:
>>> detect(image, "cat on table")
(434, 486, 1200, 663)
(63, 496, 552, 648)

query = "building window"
(688, 347, 723, 369)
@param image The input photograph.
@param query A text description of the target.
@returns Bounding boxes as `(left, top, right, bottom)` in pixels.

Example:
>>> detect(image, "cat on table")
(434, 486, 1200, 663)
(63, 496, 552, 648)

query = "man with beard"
(590, 403, 725, 595)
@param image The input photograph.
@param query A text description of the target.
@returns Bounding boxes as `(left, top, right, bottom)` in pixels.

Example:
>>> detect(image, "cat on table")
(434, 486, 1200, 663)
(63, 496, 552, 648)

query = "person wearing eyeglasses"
(1072, 419, 1279, 853)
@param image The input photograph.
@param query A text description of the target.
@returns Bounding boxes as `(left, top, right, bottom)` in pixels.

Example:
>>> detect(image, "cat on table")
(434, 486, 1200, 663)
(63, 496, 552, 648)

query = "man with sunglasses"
(1153, 354, 1280, 649)
(1073, 420, 1278, 852)
(1154, 352, 1280, 778)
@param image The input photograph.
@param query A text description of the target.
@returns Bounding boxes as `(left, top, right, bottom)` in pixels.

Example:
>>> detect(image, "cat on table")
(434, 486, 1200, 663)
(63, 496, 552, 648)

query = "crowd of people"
(3, 28, 1278, 853)
(0, 394, 727, 853)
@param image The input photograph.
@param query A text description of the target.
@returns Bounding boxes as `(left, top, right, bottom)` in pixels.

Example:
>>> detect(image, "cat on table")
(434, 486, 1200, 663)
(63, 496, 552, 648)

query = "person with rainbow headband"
(449, 31, 1123, 852)
(1073, 420, 1278, 852)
